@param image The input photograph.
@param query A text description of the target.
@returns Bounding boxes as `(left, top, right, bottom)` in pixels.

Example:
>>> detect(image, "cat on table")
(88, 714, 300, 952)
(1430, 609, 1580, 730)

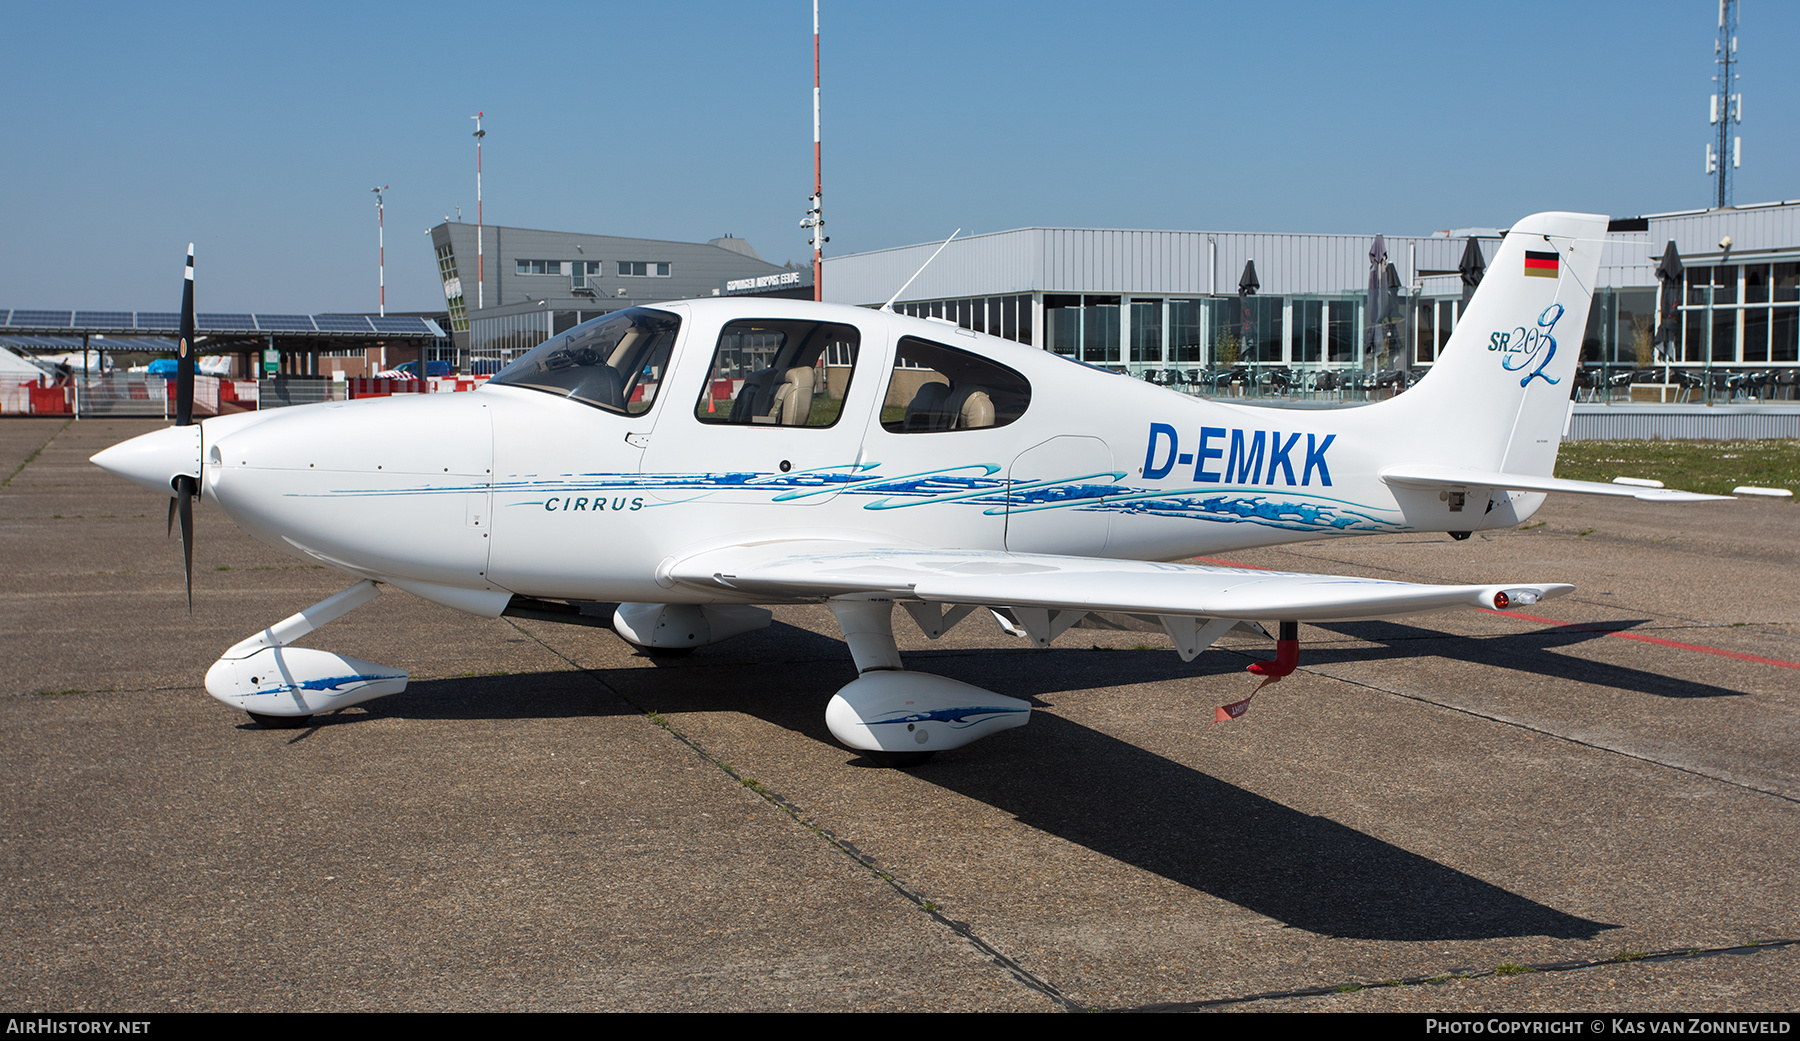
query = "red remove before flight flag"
(1212, 631, 1300, 726)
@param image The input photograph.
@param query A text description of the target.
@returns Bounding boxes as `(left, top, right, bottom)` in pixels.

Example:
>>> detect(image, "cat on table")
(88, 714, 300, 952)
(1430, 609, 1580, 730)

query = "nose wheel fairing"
(203, 580, 407, 721)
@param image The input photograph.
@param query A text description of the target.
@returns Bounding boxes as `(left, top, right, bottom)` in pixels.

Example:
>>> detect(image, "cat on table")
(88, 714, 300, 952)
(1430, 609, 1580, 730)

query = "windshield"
(488, 307, 680, 415)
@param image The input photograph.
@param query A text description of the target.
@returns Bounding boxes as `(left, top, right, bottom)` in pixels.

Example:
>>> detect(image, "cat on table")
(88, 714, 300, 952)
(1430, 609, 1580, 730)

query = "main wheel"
(635, 643, 694, 658)
(247, 711, 313, 730)
(863, 749, 935, 769)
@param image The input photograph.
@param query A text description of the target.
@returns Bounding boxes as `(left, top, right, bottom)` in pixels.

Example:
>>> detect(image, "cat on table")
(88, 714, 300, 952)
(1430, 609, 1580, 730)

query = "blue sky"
(3, 1, 1794, 314)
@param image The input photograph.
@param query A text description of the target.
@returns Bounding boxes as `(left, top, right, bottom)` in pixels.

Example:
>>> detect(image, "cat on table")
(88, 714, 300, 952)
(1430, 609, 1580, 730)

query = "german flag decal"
(1524, 250, 1560, 278)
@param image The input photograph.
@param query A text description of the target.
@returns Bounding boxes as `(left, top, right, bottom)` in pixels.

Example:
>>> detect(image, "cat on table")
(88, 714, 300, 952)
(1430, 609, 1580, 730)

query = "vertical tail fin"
(1383, 212, 1607, 477)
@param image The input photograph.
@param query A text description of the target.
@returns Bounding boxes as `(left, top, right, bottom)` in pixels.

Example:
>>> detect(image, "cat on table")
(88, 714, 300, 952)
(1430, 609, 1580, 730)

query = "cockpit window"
(694, 319, 860, 427)
(880, 336, 1030, 432)
(488, 307, 680, 415)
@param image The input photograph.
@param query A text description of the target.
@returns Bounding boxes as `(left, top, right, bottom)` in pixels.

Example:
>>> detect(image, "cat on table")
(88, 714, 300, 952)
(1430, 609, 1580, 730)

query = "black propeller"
(171, 244, 199, 608)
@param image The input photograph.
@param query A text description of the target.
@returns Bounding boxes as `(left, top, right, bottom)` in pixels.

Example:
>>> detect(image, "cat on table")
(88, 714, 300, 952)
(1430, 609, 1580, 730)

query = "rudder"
(1380, 211, 1608, 478)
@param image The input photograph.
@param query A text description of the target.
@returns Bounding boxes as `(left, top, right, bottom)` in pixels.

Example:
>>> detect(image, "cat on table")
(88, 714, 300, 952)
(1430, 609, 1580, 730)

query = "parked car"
(391, 360, 451, 378)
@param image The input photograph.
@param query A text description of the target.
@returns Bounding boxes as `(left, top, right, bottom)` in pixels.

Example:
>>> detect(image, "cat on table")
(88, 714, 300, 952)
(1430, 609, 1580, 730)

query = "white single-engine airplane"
(94, 213, 1724, 765)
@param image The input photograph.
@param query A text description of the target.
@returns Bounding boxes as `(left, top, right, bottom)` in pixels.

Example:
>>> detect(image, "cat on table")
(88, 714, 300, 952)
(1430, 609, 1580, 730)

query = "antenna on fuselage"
(880, 228, 961, 313)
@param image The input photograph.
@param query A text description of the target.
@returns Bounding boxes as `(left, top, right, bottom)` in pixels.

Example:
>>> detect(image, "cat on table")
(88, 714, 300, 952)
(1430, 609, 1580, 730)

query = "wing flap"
(667, 541, 1571, 622)
(1381, 464, 1731, 502)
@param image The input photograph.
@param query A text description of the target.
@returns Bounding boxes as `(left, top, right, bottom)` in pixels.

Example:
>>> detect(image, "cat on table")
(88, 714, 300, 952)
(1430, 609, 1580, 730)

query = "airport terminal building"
(820, 200, 1800, 397)
(429, 222, 809, 367)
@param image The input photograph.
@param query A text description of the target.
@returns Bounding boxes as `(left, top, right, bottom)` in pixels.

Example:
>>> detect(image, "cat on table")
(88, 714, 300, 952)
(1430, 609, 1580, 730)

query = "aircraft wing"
(1380, 464, 1732, 502)
(665, 541, 1570, 625)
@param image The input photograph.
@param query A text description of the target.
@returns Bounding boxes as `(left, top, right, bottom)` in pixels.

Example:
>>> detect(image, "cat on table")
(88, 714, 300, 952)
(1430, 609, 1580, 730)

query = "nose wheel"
(247, 711, 313, 730)
(862, 749, 935, 769)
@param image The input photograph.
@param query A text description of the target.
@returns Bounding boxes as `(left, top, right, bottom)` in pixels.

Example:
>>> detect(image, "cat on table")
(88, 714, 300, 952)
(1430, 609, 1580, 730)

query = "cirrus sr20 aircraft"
(93, 212, 1724, 766)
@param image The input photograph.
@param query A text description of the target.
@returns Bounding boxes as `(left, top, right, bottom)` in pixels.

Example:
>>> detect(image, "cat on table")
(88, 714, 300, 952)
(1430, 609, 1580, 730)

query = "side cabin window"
(487, 307, 679, 416)
(694, 319, 860, 428)
(880, 336, 1031, 433)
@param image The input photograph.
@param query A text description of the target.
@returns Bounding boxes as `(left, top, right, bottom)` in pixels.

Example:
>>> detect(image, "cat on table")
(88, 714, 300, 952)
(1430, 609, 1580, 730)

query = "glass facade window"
(1774, 309, 1799, 363)
(1673, 260, 1800, 369)
(1327, 301, 1356, 363)
(893, 298, 1034, 346)
(435, 243, 468, 333)
(618, 261, 671, 277)
(1169, 300, 1201, 363)
(1045, 295, 1080, 356)
(1081, 297, 1120, 363)
(1208, 298, 1283, 366)
(1129, 299, 1162, 363)
(1296, 299, 1325, 364)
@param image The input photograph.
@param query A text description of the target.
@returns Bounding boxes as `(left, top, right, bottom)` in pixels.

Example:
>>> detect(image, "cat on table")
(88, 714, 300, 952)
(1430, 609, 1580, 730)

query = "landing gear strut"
(823, 598, 1030, 767)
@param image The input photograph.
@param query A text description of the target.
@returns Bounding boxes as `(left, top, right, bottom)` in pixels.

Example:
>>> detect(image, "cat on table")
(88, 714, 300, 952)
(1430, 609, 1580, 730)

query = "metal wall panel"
(1568, 404, 1800, 440)
(824, 203, 1800, 307)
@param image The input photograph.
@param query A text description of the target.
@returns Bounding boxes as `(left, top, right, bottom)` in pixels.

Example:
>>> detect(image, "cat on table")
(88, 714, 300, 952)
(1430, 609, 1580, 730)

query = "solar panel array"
(253, 313, 316, 331)
(74, 311, 134, 327)
(197, 313, 255, 331)
(1, 309, 442, 339)
(9, 310, 73, 327)
(312, 315, 375, 332)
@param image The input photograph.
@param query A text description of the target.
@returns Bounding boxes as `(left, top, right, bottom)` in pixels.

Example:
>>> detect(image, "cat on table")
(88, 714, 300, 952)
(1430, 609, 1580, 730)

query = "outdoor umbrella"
(1654, 240, 1684, 363)
(1238, 260, 1258, 365)
(1458, 236, 1486, 303)
(1365, 235, 1388, 359)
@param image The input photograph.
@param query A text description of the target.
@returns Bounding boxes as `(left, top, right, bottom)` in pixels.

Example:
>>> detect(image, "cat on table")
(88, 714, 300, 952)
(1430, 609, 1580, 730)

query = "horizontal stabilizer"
(1380, 464, 1732, 502)
(667, 541, 1572, 623)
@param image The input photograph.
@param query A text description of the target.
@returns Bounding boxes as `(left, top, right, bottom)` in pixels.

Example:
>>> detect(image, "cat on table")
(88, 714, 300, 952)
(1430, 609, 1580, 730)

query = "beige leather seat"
(769, 365, 815, 426)
(946, 384, 993, 428)
(903, 381, 953, 431)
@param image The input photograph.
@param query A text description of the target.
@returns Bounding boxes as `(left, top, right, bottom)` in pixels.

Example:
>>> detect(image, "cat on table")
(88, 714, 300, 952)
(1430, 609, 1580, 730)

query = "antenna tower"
(1707, 0, 1742, 209)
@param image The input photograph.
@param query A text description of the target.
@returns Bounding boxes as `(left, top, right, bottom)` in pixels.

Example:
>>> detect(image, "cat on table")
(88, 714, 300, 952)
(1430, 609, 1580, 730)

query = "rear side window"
(880, 336, 1030, 433)
(694, 319, 860, 428)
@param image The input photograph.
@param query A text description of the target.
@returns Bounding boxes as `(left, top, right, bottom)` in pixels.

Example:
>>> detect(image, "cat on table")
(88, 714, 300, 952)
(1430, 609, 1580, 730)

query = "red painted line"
(1191, 556, 1269, 570)
(1183, 558, 1797, 670)
(1481, 608, 1800, 670)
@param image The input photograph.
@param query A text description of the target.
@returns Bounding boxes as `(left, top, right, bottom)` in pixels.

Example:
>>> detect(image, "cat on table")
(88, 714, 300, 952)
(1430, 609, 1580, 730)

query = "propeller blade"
(167, 493, 178, 538)
(176, 475, 196, 610)
(176, 244, 196, 427)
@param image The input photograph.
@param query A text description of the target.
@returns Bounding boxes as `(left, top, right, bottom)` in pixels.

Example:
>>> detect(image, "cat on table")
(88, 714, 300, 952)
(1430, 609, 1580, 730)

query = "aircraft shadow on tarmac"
(300, 618, 1613, 944)
(1313, 618, 1750, 701)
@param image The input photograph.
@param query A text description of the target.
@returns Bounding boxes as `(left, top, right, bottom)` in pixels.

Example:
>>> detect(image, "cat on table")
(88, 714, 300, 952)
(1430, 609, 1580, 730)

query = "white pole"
(812, 0, 822, 302)
(371, 185, 387, 317)
(472, 113, 485, 310)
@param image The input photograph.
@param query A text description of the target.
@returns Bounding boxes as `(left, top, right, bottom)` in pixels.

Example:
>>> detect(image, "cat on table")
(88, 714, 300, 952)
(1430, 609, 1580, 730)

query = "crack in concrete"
(1114, 938, 1800, 1012)
(507, 617, 1087, 1012)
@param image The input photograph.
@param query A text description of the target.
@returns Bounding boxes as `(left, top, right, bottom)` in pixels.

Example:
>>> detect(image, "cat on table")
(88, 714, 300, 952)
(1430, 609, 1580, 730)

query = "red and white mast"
(800, 2, 826, 301)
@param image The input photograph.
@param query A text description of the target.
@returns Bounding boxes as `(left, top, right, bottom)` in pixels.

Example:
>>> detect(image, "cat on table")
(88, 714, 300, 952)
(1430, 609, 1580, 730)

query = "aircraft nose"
(91, 424, 202, 495)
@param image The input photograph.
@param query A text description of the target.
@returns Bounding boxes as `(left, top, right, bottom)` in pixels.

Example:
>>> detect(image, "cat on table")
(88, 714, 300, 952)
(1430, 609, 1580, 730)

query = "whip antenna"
(881, 229, 960, 313)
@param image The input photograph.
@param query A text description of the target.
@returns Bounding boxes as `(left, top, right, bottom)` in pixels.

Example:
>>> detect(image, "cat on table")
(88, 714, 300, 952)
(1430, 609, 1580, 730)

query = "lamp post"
(370, 185, 388, 317)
